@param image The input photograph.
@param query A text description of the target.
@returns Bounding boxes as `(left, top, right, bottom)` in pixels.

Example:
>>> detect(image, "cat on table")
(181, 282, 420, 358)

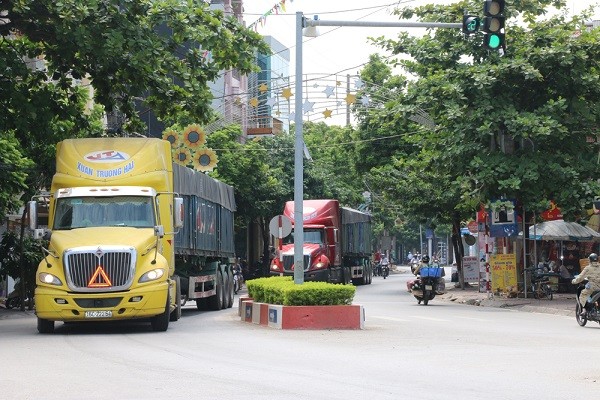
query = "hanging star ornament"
(323, 86, 335, 98)
(259, 83, 268, 93)
(303, 99, 315, 114)
(266, 97, 277, 107)
(281, 88, 293, 100)
(345, 93, 356, 105)
(360, 95, 370, 106)
(354, 78, 365, 89)
(249, 97, 259, 107)
(323, 109, 333, 118)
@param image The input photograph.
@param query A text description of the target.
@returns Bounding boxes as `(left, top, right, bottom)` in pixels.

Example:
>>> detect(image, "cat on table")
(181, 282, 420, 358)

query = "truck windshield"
(282, 229, 324, 245)
(53, 196, 155, 230)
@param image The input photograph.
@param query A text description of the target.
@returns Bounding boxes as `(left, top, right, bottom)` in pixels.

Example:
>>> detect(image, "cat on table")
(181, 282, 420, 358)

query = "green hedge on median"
(246, 276, 356, 306)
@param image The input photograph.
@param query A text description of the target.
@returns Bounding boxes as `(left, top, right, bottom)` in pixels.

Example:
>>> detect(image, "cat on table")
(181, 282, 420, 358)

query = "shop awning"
(524, 219, 600, 242)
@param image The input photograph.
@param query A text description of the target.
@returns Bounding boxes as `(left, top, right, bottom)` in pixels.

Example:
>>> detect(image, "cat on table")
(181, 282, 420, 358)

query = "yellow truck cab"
(29, 138, 184, 333)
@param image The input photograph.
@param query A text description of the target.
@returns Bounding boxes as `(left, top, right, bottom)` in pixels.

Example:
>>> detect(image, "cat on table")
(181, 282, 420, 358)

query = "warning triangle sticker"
(88, 265, 113, 288)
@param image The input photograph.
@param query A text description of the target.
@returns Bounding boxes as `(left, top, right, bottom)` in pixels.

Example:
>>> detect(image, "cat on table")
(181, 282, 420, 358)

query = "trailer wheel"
(37, 317, 55, 334)
(151, 293, 170, 332)
(170, 275, 182, 322)
(208, 271, 224, 311)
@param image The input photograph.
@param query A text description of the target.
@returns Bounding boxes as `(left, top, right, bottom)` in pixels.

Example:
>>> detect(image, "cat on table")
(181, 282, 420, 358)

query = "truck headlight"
(39, 272, 62, 286)
(315, 262, 325, 269)
(139, 268, 165, 283)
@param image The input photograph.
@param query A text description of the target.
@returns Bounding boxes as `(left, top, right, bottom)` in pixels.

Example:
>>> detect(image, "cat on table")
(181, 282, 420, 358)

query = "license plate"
(85, 310, 113, 318)
(425, 285, 433, 291)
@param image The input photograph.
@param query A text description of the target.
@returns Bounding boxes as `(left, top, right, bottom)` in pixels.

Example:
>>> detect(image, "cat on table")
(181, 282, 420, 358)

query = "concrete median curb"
(239, 297, 365, 330)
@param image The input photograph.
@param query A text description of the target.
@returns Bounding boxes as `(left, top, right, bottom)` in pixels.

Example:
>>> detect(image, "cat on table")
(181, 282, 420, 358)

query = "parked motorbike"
(575, 279, 600, 327)
(233, 267, 244, 294)
(4, 289, 32, 309)
(411, 266, 444, 305)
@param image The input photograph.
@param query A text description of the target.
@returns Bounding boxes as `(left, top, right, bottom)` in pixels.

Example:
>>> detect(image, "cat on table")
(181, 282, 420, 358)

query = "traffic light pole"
(303, 19, 461, 30)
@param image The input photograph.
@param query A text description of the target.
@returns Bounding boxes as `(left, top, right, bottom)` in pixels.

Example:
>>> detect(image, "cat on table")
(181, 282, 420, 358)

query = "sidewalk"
(439, 284, 576, 317)
(395, 265, 576, 317)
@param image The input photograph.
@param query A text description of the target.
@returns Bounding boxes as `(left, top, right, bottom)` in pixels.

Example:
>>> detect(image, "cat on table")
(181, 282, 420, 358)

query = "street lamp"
(293, 12, 461, 284)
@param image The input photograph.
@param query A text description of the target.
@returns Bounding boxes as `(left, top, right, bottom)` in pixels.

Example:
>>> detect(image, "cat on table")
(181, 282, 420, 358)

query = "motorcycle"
(410, 266, 445, 305)
(575, 279, 600, 327)
(233, 267, 243, 294)
(381, 263, 390, 279)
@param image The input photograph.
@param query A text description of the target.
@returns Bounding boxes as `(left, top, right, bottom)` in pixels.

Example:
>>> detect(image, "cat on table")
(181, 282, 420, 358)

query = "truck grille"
(282, 255, 310, 272)
(64, 246, 136, 292)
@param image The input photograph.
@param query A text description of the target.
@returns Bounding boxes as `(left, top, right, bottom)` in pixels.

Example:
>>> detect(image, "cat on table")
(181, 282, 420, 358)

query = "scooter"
(233, 268, 243, 294)
(381, 263, 390, 279)
(411, 266, 444, 305)
(575, 280, 600, 327)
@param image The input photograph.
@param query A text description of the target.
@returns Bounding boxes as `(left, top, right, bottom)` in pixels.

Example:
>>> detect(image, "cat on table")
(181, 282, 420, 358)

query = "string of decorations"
(248, 0, 293, 31)
(162, 124, 219, 173)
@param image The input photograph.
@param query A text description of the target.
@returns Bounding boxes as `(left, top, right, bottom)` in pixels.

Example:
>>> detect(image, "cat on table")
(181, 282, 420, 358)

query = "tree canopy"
(0, 0, 269, 216)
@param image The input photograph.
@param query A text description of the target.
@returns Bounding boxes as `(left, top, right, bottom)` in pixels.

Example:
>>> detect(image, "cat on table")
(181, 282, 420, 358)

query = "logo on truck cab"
(84, 150, 130, 163)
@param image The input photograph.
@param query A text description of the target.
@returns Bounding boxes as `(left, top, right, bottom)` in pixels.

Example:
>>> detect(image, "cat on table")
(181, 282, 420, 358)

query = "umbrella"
(526, 219, 600, 242)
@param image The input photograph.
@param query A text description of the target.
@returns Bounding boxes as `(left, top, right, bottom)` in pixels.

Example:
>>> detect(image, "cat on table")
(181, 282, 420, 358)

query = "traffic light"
(482, 0, 505, 50)
(462, 14, 480, 35)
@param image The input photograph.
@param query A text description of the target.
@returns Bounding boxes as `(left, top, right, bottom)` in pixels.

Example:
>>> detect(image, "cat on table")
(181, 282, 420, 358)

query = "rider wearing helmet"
(572, 253, 600, 315)
(413, 255, 430, 276)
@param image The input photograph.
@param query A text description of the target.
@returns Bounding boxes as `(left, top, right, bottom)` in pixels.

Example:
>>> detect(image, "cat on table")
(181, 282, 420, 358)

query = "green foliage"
(0, 231, 42, 298)
(358, 0, 600, 228)
(1, 0, 269, 215)
(245, 276, 356, 306)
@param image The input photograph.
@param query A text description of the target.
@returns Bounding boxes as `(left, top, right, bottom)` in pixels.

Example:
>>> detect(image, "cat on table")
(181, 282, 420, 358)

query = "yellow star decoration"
(193, 148, 219, 172)
(281, 87, 293, 100)
(323, 109, 333, 118)
(336, 80, 342, 86)
(259, 83, 268, 93)
(182, 124, 206, 148)
(345, 93, 356, 105)
(249, 97, 259, 107)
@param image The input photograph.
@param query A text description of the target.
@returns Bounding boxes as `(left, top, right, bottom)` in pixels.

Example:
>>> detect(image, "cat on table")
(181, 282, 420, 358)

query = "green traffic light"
(488, 34, 500, 48)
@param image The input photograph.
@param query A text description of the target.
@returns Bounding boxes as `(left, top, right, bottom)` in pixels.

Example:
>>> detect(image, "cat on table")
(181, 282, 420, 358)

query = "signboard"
(462, 256, 479, 282)
(488, 199, 518, 237)
(490, 253, 518, 292)
(269, 215, 292, 238)
(467, 221, 478, 234)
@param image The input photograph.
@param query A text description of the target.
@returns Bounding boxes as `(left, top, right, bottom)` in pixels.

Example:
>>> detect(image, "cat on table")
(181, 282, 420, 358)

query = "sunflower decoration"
(162, 128, 180, 148)
(192, 148, 219, 172)
(182, 124, 206, 149)
(173, 147, 193, 167)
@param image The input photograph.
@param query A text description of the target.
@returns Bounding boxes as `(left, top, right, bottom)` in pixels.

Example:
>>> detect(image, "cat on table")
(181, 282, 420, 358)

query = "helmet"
(422, 255, 430, 263)
(590, 253, 599, 262)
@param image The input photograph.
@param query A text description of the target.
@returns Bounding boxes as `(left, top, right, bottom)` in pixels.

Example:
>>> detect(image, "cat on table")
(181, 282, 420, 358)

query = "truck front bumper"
(34, 281, 169, 322)
(270, 269, 329, 282)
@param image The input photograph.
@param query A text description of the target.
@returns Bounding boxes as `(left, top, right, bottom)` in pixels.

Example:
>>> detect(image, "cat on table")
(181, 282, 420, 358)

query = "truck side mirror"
(174, 197, 184, 228)
(28, 200, 37, 230)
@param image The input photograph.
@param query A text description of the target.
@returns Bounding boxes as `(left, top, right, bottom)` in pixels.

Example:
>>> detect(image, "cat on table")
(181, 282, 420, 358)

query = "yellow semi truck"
(28, 137, 236, 333)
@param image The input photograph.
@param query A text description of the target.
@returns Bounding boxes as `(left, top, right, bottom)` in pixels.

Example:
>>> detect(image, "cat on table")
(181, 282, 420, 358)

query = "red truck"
(269, 200, 373, 285)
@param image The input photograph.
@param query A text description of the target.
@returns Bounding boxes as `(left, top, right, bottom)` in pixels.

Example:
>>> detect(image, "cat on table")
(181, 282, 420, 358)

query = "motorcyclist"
(572, 253, 600, 315)
(407, 255, 430, 292)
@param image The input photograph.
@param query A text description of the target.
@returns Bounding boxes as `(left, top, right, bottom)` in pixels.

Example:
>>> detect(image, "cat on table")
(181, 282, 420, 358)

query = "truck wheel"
(151, 293, 170, 332)
(170, 276, 182, 322)
(37, 317, 55, 334)
(208, 271, 224, 311)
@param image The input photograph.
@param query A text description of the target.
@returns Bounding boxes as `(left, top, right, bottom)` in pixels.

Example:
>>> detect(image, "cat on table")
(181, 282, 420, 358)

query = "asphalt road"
(1, 273, 599, 400)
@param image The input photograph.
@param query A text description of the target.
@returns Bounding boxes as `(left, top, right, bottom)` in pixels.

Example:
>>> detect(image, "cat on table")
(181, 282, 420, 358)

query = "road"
(1, 273, 599, 400)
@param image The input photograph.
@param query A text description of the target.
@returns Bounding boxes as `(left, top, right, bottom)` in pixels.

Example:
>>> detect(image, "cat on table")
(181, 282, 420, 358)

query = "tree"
(356, 0, 600, 278)
(1, 0, 269, 211)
